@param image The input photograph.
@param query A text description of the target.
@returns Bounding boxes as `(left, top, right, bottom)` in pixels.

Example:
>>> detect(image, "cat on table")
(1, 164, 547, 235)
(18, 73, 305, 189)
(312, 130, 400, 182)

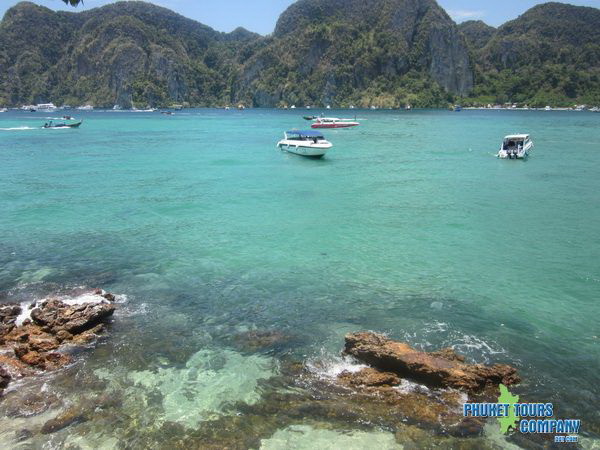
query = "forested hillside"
(0, 1, 599, 108)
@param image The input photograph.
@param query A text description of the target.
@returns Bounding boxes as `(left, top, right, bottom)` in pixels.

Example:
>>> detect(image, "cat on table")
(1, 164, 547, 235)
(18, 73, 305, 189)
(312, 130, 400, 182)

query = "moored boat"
(0, 107, 7, 113)
(277, 130, 332, 158)
(497, 134, 533, 159)
(311, 117, 359, 129)
(77, 105, 94, 111)
(43, 119, 83, 129)
(36, 103, 58, 112)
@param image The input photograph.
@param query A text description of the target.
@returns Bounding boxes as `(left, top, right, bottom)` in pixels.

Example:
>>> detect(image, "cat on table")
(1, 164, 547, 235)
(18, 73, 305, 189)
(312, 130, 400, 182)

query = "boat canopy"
(504, 134, 529, 140)
(286, 130, 324, 138)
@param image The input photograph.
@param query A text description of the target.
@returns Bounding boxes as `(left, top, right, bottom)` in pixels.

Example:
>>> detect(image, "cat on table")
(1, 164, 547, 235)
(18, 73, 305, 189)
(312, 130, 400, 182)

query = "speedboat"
(0, 108, 7, 113)
(497, 134, 533, 159)
(77, 105, 94, 111)
(277, 130, 332, 158)
(43, 119, 83, 129)
(37, 103, 57, 112)
(303, 115, 318, 121)
(453, 105, 462, 112)
(311, 117, 359, 129)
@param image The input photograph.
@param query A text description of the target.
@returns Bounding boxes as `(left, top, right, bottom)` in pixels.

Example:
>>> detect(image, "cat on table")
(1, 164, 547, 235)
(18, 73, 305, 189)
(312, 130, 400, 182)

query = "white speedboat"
(277, 130, 333, 158)
(36, 103, 58, 112)
(497, 134, 534, 159)
(0, 108, 7, 113)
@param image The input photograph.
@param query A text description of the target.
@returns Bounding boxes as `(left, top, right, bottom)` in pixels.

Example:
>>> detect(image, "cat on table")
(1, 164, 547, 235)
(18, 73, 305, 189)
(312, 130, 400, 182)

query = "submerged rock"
(41, 406, 88, 434)
(338, 368, 401, 388)
(233, 330, 290, 352)
(343, 332, 520, 392)
(3, 391, 61, 417)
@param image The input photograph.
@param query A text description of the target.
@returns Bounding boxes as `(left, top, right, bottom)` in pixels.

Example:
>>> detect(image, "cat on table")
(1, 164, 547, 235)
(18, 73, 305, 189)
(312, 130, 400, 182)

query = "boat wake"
(0, 126, 37, 131)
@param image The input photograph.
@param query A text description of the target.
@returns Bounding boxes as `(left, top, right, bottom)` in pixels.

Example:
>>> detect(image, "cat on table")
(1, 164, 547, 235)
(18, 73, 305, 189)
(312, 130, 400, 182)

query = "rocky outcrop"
(0, 2, 250, 107)
(0, 366, 11, 396)
(0, 289, 117, 395)
(30, 298, 115, 335)
(0, 303, 21, 338)
(238, 0, 474, 107)
(343, 332, 519, 392)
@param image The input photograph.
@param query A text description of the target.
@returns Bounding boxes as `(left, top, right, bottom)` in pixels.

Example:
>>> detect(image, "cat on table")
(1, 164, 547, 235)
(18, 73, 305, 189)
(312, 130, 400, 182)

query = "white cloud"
(448, 9, 486, 21)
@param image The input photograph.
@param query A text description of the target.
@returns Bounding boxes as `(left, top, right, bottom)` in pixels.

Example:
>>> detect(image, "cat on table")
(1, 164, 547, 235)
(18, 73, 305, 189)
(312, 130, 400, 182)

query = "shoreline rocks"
(0, 289, 117, 396)
(343, 331, 520, 393)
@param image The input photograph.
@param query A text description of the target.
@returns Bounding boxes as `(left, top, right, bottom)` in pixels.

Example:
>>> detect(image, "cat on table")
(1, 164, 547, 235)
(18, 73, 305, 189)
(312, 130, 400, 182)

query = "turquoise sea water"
(0, 109, 599, 447)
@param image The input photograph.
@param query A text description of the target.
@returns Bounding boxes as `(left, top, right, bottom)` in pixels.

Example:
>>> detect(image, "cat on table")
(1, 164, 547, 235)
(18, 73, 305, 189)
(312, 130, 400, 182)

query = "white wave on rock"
(305, 352, 368, 381)
(260, 424, 402, 450)
(15, 290, 121, 326)
(114, 348, 277, 428)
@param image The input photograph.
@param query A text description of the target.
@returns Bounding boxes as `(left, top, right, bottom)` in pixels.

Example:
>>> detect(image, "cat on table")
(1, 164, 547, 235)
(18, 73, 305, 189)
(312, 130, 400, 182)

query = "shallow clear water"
(0, 109, 599, 447)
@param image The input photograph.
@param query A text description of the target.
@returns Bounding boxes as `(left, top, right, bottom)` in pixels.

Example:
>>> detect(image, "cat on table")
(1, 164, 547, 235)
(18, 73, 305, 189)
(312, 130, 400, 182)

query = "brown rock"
(71, 324, 105, 345)
(0, 303, 21, 337)
(344, 332, 520, 392)
(0, 365, 11, 393)
(28, 336, 60, 353)
(20, 351, 45, 369)
(430, 348, 465, 362)
(0, 354, 35, 378)
(338, 368, 401, 388)
(43, 352, 71, 370)
(447, 416, 485, 437)
(14, 344, 30, 359)
(102, 292, 116, 302)
(55, 329, 73, 342)
(41, 407, 88, 434)
(31, 299, 115, 335)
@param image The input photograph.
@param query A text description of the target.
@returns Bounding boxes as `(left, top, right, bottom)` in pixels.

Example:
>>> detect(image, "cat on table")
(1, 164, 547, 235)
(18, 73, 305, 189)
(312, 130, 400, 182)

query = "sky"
(1, 0, 599, 34)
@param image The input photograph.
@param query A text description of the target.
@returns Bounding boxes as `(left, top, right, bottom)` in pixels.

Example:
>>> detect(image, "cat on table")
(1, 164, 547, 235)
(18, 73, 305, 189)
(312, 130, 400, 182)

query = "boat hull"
(311, 122, 358, 129)
(497, 141, 533, 159)
(277, 140, 332, 157)
(43, 121, 83, 129)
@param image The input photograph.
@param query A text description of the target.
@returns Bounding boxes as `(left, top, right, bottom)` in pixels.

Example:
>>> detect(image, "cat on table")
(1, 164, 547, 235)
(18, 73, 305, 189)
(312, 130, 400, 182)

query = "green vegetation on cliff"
(463, 2, 600, 107)
(1, 1, 599, 108)
(0, 1, 258, 107)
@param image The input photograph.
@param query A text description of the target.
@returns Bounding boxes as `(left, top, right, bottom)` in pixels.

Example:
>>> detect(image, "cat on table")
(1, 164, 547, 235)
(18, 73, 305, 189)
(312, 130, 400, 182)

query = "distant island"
(0, 0, 599, 109)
